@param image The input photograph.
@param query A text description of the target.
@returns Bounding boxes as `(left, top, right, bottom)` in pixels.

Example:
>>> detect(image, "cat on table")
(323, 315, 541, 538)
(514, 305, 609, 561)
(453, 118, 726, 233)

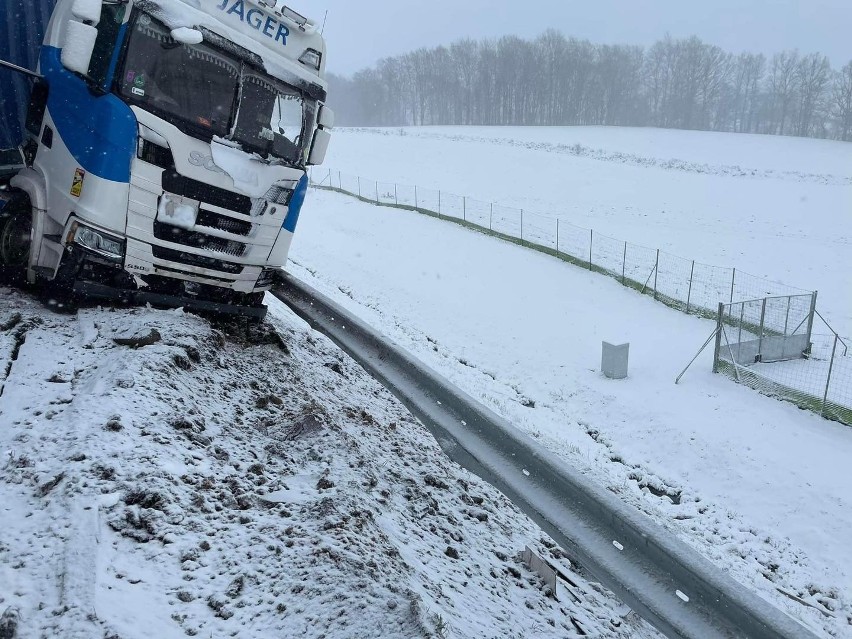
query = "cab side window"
(88, 5, 126, 88)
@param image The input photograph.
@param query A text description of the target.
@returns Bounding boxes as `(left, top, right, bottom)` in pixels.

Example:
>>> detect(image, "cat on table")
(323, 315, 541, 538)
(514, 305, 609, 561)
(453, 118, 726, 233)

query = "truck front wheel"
(0, 200, 32, 284)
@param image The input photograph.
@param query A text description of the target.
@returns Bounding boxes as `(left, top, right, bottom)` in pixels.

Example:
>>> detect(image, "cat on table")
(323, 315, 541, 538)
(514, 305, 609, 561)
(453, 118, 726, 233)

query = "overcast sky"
(309, 0, 851, 76)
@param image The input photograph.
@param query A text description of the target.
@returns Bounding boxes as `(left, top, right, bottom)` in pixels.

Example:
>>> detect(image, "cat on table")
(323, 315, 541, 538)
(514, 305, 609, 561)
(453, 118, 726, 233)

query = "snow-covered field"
(0, 289, 659, 639)
(321, 126, 852, 337)
(289, 186, 852, 638)
(2, 125, 849, 638)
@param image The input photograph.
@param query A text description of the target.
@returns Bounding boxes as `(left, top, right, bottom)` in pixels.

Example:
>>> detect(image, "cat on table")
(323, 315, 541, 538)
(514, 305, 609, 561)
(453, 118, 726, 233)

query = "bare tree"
(328, 31, 849, 142)
(768, 51, 799, 135)
(729, 53, 765, 132)
(696, 44, 732, 130)
(644, 38, 674, 127)
(832, 62, 852, 141)
(794, 53, 831, 137)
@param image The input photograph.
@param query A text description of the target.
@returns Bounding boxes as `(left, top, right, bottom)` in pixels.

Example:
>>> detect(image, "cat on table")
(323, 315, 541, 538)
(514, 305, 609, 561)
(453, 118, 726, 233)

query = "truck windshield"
(118, 13, 313, 166)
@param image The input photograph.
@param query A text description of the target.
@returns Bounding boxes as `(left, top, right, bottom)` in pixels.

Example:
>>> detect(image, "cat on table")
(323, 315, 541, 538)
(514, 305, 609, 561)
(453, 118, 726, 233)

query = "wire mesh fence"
(714, 296, 851, 425)
(311, 167, 847, 425)
(312, 167, 812, 323)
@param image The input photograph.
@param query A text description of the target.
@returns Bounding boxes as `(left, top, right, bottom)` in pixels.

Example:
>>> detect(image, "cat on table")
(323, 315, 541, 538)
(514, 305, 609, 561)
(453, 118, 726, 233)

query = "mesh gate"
(713, 294, 851, 425)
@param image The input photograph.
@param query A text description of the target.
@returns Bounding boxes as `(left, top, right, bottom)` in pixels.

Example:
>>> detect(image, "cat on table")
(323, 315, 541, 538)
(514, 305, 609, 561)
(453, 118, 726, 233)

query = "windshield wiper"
(224, 63, 244, 142)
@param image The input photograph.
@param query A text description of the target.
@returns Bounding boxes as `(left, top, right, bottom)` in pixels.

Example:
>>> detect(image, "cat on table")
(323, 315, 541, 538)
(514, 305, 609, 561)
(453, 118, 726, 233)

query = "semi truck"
(0, 0, 333, 319)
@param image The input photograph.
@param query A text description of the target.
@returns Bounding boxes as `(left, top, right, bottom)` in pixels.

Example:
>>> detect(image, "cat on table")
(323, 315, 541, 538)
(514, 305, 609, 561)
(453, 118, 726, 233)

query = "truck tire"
(0, 196, 31, 285)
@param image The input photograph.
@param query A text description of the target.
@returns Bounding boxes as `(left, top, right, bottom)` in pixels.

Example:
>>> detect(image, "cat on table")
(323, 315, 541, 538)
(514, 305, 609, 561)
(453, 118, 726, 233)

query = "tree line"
(327, 31, 852, 141)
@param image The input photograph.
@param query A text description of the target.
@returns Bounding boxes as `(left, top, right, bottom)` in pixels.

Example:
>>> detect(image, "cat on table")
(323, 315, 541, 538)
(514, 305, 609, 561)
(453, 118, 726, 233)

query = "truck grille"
(152, 246, 244, 275)
(195, 209, 252, 236)
(162, 170, 252, 215)
(154, 221, 247, 257)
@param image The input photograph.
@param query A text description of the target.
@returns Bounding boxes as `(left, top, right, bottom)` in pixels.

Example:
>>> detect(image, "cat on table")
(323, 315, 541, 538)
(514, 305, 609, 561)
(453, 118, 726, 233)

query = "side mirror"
(60, 20, 99, 75)
(307, 105, 334, 165)
(317, 105, 335, 130)
(60, 0, 102, 75)
(307, 129, 331, 166)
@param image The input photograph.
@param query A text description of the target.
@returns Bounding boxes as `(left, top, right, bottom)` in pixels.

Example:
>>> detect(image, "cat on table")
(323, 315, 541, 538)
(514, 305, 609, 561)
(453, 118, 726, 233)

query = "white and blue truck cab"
(0, 0, 333, 319)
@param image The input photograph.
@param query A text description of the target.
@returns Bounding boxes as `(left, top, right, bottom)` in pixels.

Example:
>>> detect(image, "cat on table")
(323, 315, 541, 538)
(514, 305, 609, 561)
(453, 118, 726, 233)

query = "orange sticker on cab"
(70, 168, 85, 198)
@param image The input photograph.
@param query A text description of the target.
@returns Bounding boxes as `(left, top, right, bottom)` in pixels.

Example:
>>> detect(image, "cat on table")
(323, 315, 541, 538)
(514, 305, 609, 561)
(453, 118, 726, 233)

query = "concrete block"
(602, 342, 629, 379)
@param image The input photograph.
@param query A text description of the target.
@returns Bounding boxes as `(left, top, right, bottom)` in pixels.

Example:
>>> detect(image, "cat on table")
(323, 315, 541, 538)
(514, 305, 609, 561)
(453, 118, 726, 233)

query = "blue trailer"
(0, 0, 57, 152)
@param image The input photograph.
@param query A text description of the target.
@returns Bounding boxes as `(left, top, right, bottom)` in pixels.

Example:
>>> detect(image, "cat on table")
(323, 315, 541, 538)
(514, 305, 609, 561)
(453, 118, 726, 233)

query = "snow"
(157, 193, 197, 230)
(288, 185, 852, 638)
(169, 26, 203, 45)
(60, 20, 98, 76)
(389, 126, 852, 177)
(70, 0, 102, 25)
(135, 0, 207, 32)
(0, 290, 658, 639)
(211, 137, 289, 198)
(4, 122, 850, 636)
(322, 126, 852, 337)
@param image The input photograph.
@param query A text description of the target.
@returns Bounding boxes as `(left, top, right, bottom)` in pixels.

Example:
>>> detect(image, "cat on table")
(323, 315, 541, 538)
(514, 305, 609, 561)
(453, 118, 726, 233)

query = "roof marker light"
(280, 6, 308, 30)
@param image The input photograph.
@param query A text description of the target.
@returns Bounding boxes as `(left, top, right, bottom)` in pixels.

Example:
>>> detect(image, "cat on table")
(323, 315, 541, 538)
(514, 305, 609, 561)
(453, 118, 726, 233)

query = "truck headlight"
(67, 222, 125, 261)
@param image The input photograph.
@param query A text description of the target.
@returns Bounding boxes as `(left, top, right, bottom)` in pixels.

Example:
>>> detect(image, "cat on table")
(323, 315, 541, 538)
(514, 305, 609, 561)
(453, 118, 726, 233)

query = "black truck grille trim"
(162, 169, 252, 215)
(195, 209, 252, 236)
(154, 221, 247, 257)
(152, 245, 244, 275)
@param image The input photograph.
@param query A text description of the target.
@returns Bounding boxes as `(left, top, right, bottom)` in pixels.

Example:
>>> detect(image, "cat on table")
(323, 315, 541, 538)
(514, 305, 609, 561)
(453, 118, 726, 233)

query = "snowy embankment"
(323, 126, 852, 336)
(0, 288, 657, 639)
(289, 188, 852, 638)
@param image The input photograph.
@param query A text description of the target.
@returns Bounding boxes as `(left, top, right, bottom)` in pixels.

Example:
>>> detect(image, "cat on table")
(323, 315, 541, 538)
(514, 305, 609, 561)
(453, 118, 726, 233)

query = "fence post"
(822, 334, 839, 417)
(653, 249, 660, 300)
(730, 268, 736, 303)
(414, 185, 418, 209)
(713, 303, 724, 373)
(556, 219, 560, 256)
(621, 242, 627, 285)
(737, 302, 745, 347)
(589, 230, 593, 271)
(686, 260, 695, 314)
(783, 295, 791, 334)
(328, 168, 332, 186)
(757, 297, 767, 362)
(394, 183, 398, 206)
(375, 181, 379, 203)
(338, 170, 342, 190)
(805, 291, 818, 347)
(357, 177, 362, 198)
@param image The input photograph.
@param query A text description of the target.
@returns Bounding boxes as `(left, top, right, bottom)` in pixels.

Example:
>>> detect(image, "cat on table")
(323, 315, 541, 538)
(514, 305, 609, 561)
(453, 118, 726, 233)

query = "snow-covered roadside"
(289, 189, 852, 638)
(0, 288, 657, 639)
(322, 126, 852, 336)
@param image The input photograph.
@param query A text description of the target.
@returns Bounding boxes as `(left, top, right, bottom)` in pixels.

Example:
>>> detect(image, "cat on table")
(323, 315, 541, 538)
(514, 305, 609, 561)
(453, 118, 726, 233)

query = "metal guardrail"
(272, 272, 821, 639)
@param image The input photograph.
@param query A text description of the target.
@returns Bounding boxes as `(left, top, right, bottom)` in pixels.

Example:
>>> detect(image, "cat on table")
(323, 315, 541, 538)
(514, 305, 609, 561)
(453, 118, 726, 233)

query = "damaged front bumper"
(73, 279, 268, 320)
(56, 240, 270, 320)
